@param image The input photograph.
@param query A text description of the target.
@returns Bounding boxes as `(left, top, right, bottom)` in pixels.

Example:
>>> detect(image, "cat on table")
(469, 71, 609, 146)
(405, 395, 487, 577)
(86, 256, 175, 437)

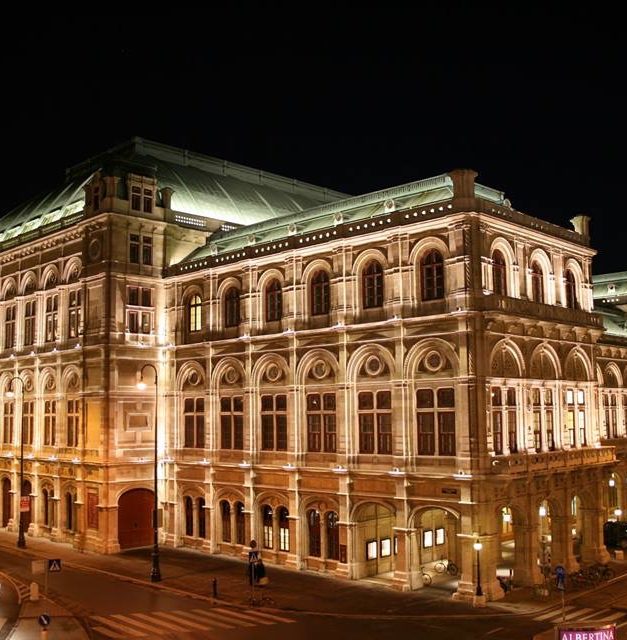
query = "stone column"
(513, 524, 542, 586)
(392, 528, 413, 591)
(580, 507, 611, 564)
(452, 534, 477, 602)
(551, 515, 579, 572)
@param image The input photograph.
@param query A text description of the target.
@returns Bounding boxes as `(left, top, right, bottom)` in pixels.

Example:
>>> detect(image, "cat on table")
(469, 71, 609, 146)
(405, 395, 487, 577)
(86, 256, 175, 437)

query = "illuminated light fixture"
(332, 464, 348, 474)
(199, 458, 210, 465)
(137, 379, 147, 391)
(388, 467, 406, 477)
(26, 453, 34, 459)
(454, 470, 472, 479)
(282, 462, 297, 471)
(539, 505, 547, 517)
(71, 457, 80, 465)
(502, 511, 512, 524)
(609, 478, 616, 487)
(48, 455, 57, 461)
(238, 460, 252, 469)
(571, 528, 577, 537)
(473, 539, 483, 552)
(615, 509, 623, 518)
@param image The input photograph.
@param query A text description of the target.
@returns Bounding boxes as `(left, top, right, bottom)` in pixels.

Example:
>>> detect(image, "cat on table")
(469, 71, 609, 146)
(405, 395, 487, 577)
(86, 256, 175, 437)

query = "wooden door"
(118, 489, 153, 549)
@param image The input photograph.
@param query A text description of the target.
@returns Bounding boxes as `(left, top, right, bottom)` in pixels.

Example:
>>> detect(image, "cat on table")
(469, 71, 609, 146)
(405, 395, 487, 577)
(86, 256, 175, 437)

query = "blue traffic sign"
(38, 613, 51, 627)
(555, 565, 566, 577)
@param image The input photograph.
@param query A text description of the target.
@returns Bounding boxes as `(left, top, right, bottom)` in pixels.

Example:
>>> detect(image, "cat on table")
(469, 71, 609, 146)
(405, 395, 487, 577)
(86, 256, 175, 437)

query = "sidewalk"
(0, 530, 584, 619)
(10, 599, 89, 640)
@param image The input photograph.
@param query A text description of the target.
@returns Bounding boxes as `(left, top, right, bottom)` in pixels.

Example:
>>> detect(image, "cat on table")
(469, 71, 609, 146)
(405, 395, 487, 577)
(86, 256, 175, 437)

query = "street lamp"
(7, 376, 26, 548)
(473, 539, 483, 597)
(137, 364, 161, 582)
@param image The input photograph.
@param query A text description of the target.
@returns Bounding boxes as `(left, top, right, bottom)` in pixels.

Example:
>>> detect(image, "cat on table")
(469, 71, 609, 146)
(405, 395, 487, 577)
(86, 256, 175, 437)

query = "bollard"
(30, 582, 39, 602)
(212, 577, 218, 599)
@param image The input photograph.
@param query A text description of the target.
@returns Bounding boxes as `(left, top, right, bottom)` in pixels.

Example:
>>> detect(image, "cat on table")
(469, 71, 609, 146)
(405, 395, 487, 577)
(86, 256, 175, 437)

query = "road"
(3, 541, 627, 639)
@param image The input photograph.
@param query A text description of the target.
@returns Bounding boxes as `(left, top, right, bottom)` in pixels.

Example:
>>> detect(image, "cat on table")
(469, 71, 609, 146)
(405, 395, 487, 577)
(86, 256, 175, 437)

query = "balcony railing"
(491, 446, 615, 475)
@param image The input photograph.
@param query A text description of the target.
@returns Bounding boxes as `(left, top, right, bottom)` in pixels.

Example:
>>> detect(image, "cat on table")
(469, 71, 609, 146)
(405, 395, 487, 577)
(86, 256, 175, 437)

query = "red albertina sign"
(559, 626, 615, 640)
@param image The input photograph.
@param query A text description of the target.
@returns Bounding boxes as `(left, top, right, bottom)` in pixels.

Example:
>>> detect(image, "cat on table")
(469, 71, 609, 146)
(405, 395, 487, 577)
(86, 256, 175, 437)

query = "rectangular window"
(129, 234, 152, 265)
(423, 529, 434, 548)
(306, 393, 336, 452)
(143, 189, 153, 214)
(416, 387, 455, 456)
(366, 539, 378, 560)
(358, 391, 392, 454)
(45, 295, 58, 342)
(183, 397, 205, 448)
(23, 401, 34, 445)
(129, 234, 140, 263)
(261, 394, 287, 451)
(493, 411, 503, 455)
(380, 537, 391, 557)
(435, 527, 445, 545)
(3, 402, 14, 443)
(4, 305, 16, 349)
(280, 524, 290, 552)
(68, 290, 82, 338)
(126, 286, 154, 334)
(220, 396, 243, 450)
(44, 400, 56, 446)
(131, 187, 141, 211)
(24, 300, 36, 346)
(533, 411, 542, 452)
(142, 236, 153, 265)
(67, 399, 80, 447)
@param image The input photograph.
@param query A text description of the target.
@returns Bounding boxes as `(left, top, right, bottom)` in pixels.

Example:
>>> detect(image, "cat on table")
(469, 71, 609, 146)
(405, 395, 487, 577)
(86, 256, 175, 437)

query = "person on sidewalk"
(248, 540, 261, 586)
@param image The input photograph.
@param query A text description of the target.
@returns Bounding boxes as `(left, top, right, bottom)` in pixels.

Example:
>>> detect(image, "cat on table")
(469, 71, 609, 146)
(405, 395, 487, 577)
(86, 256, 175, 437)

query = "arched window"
(262, 505, 273, 549)
(565, 270, 578, 309)
(197, 497, 206, 538)
(311, 270, 330, 315)
(66, 492, 74, 531)
(531, 261, 544, 303)
(421, 250, 444, 300)
(279, 507, 290, 552)
(220, 500, 231, 542)
(184, 496, 193, 536)
(188, 295, 202, 333)
(492, 250, 507, 296)
(362, 261, 384, 309)
(224, 287, 240, 328)
(42, 488, 50, 527)
(266, 280, 282, 322)
(326, 511, 340, 560)
(236, 501, 246, 545)
(307, 509, 321, 557)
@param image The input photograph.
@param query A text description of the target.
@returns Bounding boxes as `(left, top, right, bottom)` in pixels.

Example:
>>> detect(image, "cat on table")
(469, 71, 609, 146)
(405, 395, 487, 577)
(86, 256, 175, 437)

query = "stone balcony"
(491, 446, 616, 476)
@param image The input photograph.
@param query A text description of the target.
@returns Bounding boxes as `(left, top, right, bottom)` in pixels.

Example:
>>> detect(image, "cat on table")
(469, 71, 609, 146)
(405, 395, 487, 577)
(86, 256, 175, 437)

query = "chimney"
(448, 169, 478, 211)
(161, 187, 174, 209)
(570, 215, 591, 239)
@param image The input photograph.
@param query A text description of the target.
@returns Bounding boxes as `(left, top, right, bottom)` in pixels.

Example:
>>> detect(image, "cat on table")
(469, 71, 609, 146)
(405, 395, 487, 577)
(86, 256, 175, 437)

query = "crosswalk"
(534, 604, 627, 625)
(90, 606, 296, 638)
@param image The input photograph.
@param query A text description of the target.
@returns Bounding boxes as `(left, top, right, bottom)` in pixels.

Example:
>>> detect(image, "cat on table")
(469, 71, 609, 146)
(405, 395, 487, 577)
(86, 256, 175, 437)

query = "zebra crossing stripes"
(533, 605, 627, 624)
(90, 606, 296, 638)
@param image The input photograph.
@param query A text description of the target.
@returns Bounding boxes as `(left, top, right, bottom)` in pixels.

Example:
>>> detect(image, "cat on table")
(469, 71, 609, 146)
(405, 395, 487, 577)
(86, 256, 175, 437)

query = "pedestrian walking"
(248, 539, 261, 586)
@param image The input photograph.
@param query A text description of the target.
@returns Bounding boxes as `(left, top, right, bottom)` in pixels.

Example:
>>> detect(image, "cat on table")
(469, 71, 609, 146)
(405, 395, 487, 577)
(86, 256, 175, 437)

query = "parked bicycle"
(433, 558, 459, 576)
(587, 563, 615, 583)
(421, 566, 433, 586)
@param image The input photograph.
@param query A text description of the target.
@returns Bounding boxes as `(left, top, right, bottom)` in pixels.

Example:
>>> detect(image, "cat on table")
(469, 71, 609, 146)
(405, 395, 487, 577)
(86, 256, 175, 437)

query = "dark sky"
(2, 7, 624, 274)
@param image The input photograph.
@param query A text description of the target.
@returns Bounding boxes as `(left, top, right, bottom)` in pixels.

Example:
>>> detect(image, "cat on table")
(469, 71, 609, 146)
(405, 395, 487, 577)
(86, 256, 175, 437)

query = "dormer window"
(131, 185, 154, 213)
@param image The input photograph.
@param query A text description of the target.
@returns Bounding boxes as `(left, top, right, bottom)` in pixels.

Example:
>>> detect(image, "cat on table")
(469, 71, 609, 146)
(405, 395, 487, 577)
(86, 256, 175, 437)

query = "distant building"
(0, 138, 624, 601)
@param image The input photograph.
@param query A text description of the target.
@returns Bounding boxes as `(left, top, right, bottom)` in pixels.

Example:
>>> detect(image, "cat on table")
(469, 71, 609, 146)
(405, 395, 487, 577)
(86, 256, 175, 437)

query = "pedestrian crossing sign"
(48, 559, 62, 572)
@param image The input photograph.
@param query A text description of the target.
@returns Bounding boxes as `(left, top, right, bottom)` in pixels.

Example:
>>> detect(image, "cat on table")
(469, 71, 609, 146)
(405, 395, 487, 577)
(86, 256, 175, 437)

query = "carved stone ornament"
(364, 355, 384, 377)
(424, 350, 443, 373)
(45, 376, 56, 391)
(187, 370, 201, 386)
(224, 367, 240, 385)
(265, 364, 283, 383)
(311, 360, 330, 380)
(88, 238, 102, 262)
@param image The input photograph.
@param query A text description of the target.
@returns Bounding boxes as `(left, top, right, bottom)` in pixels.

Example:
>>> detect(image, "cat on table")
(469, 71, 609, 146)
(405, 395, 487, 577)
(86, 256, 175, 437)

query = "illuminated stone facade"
(1, 138, 626, 602)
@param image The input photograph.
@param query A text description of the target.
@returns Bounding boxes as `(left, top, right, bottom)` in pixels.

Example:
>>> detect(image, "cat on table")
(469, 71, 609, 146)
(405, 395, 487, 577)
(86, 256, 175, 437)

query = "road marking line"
(596, 611, 626, 622)
(212, 607, 275, 625)
(535, 606, 575, 621)
(249, 609, 297, 624)
(155, 611, 209, 631)
(91, 616, 145, 637)
(484, 627, 504, 636)
(563, 608, 594, 621)
(109, 614, 161, 634)
(191, 609, 240, 629)
(134, 612, 183, 632)
(91, 626, 125, 639)
(176, 609, 235, 630)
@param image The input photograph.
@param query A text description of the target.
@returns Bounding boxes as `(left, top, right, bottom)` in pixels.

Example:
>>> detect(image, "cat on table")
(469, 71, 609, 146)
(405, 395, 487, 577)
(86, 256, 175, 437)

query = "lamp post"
(473, 539, 483, 597)
(7, 376, 26, 548)
(137, 364, 161, 582)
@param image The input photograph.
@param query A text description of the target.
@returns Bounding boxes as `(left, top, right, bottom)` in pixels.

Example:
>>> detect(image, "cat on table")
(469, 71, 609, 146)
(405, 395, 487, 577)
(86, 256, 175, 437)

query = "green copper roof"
(0, 138, 348, 245)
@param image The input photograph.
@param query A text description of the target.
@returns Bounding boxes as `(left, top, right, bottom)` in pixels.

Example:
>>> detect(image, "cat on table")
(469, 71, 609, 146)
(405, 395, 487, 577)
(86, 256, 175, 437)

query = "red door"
(118, 489, 153, 549)
(2, 478, 11, 527)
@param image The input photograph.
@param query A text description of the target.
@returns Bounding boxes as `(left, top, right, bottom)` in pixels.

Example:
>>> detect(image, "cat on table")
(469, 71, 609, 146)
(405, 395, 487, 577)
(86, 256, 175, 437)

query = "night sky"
(2, 8, 624, 274)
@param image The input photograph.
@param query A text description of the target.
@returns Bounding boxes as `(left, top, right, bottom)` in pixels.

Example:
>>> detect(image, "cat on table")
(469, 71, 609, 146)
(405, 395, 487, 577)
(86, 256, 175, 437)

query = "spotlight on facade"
(538, 505, 547, 517)
(615, 508, 623, 519)
(502, 510, 512, 524)
(609, 478, 616, 487)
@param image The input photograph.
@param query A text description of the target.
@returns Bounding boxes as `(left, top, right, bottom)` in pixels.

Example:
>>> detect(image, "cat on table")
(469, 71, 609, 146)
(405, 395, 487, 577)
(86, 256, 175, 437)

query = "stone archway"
(2, 478, 11, 527)
(352, 502, 395, 579)
(118, 489, 153, 549)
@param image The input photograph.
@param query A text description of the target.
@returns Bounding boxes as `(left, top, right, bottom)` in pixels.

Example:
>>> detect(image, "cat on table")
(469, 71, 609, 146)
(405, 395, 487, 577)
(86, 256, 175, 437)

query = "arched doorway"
(118, 489, 153, 549)
(2, 478, 11, 527)
(353, 503, 395, 579)
(413, 507, 459, 589)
